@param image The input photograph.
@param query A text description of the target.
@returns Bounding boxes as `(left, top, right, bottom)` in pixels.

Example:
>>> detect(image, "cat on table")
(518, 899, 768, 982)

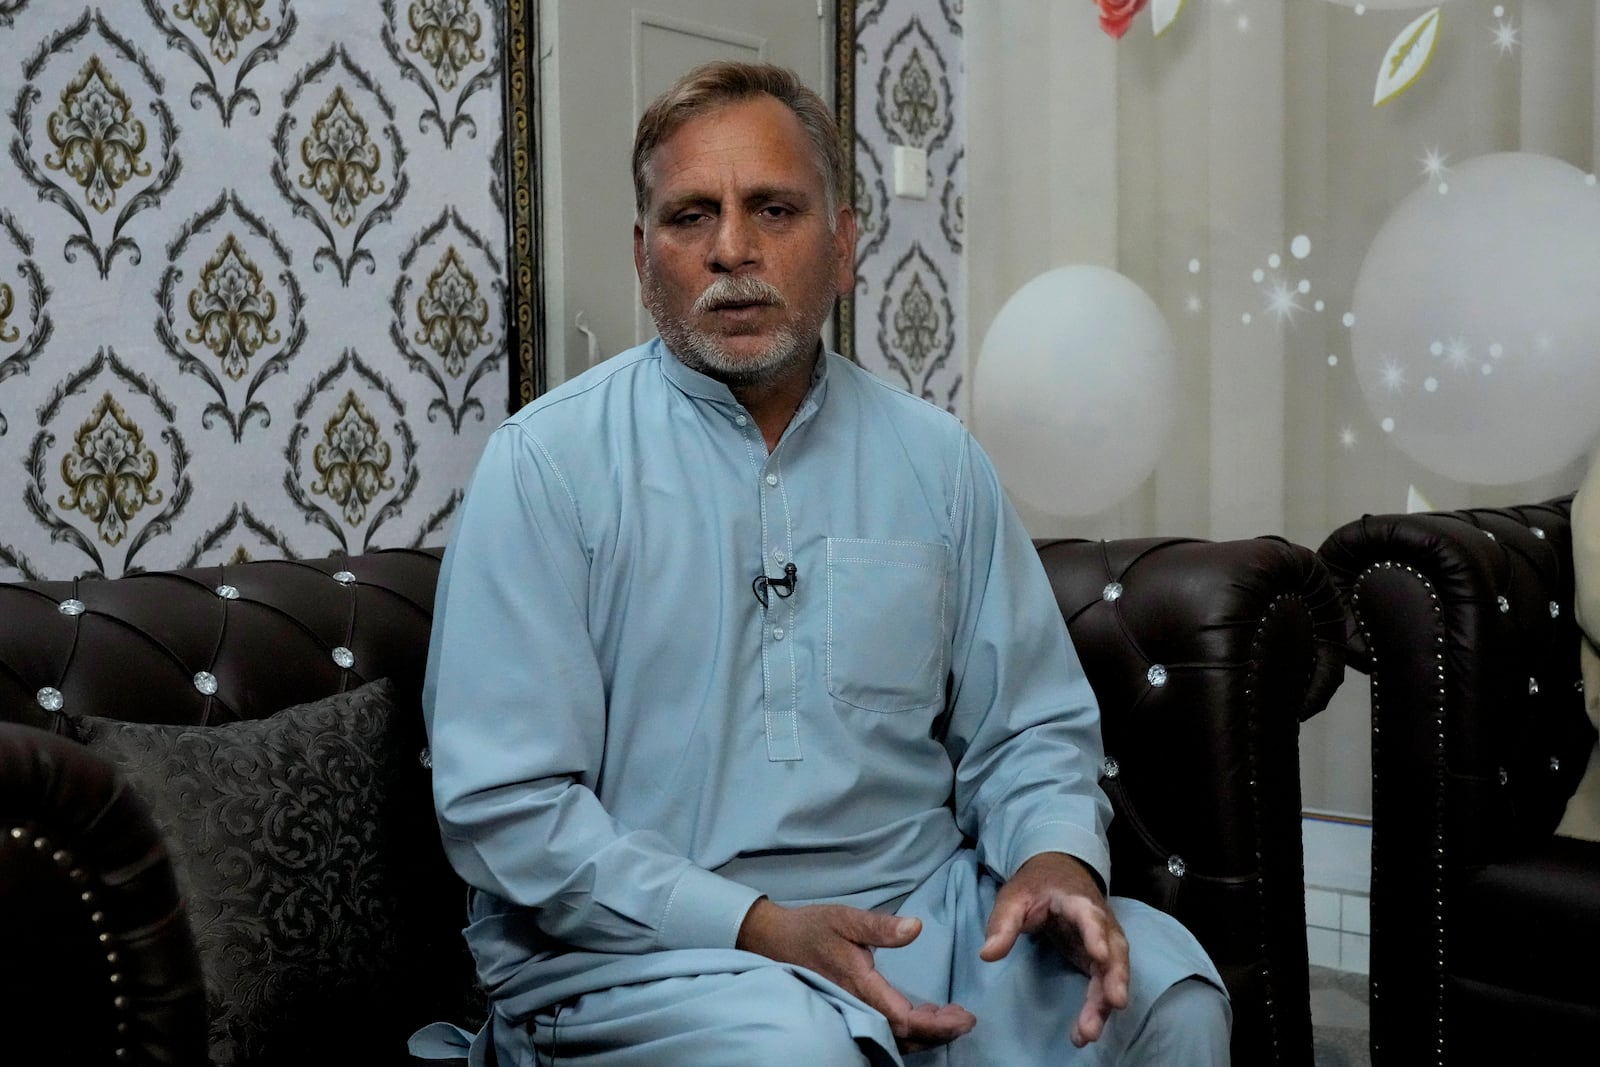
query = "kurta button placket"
(759, 458, 800, 762)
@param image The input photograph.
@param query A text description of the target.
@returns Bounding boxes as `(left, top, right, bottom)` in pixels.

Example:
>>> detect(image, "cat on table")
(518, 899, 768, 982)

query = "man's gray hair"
(632, 60, 847, 222)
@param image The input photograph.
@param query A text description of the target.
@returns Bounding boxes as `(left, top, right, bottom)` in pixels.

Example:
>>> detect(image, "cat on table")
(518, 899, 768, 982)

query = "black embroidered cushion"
(70, 679, 433, 1066)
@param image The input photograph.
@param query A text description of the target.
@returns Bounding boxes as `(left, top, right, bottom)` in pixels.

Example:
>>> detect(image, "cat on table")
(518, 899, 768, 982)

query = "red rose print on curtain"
(1095, 0, 1148, 39)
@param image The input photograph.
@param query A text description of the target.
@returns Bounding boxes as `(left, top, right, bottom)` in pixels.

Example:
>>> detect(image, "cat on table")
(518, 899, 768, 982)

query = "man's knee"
(537, 967, 869, 1067)
(1126, 977, 1231, 1066)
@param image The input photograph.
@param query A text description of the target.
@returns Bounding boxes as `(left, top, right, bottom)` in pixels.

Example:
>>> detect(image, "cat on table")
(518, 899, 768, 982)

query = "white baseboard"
(1302, 812, 1371, 894)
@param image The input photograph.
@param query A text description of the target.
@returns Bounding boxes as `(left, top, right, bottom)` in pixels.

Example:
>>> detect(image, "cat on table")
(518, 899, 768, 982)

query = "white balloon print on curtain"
(1350, 152, 1600, 485)
(975, 266, 1178, 517)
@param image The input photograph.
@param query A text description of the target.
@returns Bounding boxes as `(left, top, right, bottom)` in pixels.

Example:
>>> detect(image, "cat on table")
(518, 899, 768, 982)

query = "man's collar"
(657, 338, 740, 403)
(656, 338, 832, 404)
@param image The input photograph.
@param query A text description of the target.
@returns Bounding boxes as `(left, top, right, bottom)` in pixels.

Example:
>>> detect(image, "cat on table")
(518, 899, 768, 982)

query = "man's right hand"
(735, 897, 976, 1053)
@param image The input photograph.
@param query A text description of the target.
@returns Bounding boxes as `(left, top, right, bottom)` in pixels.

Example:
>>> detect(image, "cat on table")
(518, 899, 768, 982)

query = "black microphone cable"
(752, 561, 798, 609)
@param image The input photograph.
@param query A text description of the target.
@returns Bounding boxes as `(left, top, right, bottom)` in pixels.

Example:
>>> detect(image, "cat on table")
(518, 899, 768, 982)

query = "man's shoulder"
(505, 342, 661, 433)
(828, 353, 968, 442)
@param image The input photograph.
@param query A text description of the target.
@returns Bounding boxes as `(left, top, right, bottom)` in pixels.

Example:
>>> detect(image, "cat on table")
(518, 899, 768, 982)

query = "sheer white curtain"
(966, 0, 1600, 816)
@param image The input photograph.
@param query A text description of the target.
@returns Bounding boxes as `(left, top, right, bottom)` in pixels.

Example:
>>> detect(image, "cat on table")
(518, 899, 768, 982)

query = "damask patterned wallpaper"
(0, 2, 509, 580)
(0, 2, 959, 581)
(850, 0, 965, 417)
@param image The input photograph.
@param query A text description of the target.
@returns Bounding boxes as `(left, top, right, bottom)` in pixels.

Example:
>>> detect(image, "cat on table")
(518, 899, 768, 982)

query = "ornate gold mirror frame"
(503, 2, 856, 408)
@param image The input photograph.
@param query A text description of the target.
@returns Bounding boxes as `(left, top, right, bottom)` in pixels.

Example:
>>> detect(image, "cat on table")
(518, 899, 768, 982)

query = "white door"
(539, 0, 833, 387)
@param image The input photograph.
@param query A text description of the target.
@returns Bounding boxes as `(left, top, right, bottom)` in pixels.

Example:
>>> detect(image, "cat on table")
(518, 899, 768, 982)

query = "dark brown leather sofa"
(1, 535, 1345, 1066)
(1318, 495, 1600, 1064)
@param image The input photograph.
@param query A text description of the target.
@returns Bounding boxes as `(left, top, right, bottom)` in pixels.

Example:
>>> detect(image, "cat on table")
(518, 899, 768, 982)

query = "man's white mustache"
(693, 276, 787, 315)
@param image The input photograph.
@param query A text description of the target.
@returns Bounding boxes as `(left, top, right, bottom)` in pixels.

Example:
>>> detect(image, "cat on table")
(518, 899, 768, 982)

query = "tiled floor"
(1310, 964, 1370, 1067)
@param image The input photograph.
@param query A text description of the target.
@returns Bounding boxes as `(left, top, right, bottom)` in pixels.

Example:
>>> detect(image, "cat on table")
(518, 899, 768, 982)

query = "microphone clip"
(752, 561, 798, 609)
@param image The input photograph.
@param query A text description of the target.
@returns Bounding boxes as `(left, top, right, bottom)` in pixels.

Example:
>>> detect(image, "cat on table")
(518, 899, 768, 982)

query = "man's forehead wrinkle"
(653, 131, 754, 183)
(647, 98, 825, 206)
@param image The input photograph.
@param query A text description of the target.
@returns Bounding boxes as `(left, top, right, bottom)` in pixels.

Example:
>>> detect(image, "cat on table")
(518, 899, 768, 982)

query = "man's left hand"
(978, 851, 1130, 1047)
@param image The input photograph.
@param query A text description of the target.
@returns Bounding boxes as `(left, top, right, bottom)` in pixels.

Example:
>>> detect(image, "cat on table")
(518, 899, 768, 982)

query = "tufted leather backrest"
(0, 548, 443, 734)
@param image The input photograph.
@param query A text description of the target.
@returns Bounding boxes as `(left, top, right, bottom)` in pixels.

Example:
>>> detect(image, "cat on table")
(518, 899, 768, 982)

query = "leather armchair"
(1318, 495, 1600, 1063)
(1037, 535, 1347, 1066)
(1, 536, 1345, 1066)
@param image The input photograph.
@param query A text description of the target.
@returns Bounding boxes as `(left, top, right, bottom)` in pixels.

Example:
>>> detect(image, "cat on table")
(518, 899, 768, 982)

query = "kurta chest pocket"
(825, 538, 949, 713)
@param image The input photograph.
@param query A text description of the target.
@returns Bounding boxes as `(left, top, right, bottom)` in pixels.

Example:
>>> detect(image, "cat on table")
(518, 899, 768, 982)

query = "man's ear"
(633, 222, 646, 284)
(833, 207, 858, 297)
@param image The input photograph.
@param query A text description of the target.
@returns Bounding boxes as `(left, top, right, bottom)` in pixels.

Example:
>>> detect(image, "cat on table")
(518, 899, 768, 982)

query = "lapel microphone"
(752, 562, 798, 609)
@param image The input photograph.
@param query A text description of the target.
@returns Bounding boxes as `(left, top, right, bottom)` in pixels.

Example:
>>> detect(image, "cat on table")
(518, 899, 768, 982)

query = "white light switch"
(892, 145, 928, 199)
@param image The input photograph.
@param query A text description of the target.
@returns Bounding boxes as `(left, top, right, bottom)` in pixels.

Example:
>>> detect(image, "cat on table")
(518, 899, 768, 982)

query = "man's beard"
(643, 270, 833, 388)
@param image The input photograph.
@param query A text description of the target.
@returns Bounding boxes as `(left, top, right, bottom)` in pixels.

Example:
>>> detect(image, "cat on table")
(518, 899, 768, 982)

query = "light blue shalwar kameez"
(413, 340, 1226, 1066)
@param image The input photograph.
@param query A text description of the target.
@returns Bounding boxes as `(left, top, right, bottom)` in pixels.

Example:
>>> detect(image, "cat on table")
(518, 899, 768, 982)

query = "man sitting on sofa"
(416, 60, 1229, 1066)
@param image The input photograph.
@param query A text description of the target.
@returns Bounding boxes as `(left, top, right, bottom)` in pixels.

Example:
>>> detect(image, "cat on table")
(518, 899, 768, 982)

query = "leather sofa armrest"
(1317, 496, 1591, 856)
(0, 722, 207, 1066)
(1036, 534, 1346, 1067)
